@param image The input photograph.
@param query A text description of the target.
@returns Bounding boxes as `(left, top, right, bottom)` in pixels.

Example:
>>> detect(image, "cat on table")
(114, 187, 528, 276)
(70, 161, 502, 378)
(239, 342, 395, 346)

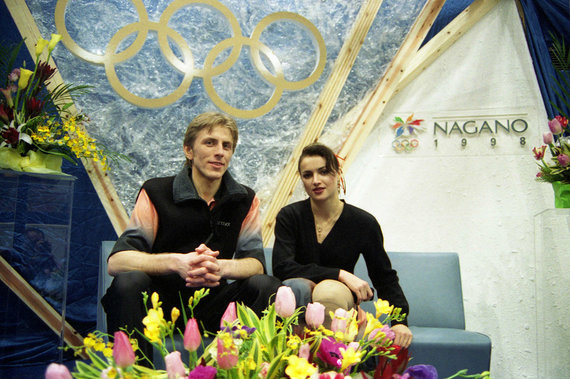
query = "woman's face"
(299, 155, 338, 202)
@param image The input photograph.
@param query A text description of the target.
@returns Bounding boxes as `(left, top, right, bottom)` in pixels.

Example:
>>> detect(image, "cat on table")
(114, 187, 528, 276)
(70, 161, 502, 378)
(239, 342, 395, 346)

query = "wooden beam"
(320, 0, 500, 145)
(338, 0, 447, 168)
(0, 257, 87, 358)
(261, 0, 386, 243)
(396, 0, 501, 95)
(4, 0, 129, 235)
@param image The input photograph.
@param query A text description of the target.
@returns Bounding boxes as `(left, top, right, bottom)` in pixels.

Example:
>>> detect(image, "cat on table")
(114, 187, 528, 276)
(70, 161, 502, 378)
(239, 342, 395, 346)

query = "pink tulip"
(113, 331, 136, 368)
(217, 337, 239, 369)
(275, 286, 296, 318)
(543, 131, 553, 145)
(548, 118, 563, 134)
(258, 362, 270, 378)
(557, 154, 570, 167)
(220, 302, 237, 328)
(330, 308, 349, 333)
(165, 351, 187, 379)
(299, 342, 311, 360)
(184, 318, 201, 352)
(306, 302, 325, 329)
(45, 363, 72, 379)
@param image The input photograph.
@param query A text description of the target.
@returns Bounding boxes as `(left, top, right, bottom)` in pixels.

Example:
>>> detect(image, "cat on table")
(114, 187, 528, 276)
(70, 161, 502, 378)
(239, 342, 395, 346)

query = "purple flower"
(548, 118, 563, 135)
(316, 337, 346, 369)
(403, 364, 438, 379)
(543, 132, 553, 145)
(8, 68, 19, 82)
(557, 154, 570, 167)
(188, 364, 217, 379)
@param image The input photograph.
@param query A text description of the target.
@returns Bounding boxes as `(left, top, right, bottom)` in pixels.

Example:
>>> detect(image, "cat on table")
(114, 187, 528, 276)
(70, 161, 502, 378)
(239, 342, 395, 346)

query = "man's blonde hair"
(183, 112, 239, 165)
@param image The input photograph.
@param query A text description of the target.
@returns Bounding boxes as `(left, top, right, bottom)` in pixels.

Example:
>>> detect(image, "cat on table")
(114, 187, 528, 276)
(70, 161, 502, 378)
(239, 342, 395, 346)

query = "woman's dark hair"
(298, 142, 340, 174)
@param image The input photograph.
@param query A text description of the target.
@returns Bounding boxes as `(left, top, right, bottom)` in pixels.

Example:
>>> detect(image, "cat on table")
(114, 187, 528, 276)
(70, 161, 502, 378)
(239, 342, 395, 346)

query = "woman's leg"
(312, 279, 355, 327)
(283, 278, 316, 309)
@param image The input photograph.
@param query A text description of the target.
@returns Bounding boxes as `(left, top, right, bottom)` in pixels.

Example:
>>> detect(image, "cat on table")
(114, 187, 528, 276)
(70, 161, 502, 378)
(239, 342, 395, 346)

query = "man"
(101, 112, 281, 361)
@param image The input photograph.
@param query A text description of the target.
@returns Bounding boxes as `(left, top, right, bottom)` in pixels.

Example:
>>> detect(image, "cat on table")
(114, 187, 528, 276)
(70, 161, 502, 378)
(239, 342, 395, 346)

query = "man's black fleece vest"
(142, 175, 255, 260)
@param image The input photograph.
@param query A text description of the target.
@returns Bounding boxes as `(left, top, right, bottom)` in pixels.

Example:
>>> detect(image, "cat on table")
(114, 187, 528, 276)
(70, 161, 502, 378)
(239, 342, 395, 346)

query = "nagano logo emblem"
(391, 114, 425, 153)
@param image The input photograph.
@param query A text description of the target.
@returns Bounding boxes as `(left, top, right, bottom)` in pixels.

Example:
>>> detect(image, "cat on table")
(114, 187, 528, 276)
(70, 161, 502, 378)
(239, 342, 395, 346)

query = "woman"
(272, 142, 412, 348)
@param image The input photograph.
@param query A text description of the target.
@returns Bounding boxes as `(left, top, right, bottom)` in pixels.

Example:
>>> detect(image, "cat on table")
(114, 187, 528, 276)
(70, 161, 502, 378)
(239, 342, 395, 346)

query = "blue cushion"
(409, 326, 491, 377)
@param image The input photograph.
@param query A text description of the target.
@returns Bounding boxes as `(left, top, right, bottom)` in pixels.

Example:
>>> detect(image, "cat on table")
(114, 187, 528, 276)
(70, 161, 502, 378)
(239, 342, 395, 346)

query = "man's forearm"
(219, 257, 264, 280)
(107, 250, 178, 276)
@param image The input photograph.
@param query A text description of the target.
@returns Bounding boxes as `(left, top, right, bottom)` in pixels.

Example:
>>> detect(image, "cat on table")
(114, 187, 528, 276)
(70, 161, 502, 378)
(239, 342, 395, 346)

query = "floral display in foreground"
(0, 35, 122, 174)
(533, 115, 570, 184)
(46, 287, 490, 379)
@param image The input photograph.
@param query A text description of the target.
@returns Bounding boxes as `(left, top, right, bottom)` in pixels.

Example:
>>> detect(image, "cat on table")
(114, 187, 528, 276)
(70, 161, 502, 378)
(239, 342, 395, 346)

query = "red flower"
(1, 127, 19, 145)
(25, 97, 45, 118)
(36, 61, 56, 85)
(555, 115, 568, 128)
(532, 146, 546, 160)
(0, 103, 14, 123)
(374, 347, 410, 379)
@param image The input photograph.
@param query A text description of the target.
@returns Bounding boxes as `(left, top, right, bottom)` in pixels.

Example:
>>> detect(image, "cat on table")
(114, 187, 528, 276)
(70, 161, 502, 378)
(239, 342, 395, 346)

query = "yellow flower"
(48, 34, 62, 52)
(340, 346, 362, 371)
(287, 334, 302, 350)
(18, 68, 33, 89)
(105, 367, 119, 378)
(83, 335, 96, 348)
(103, 347, 113, 358)
(364, 313, 384, 338)
(374, 298, 394, 319)
(285, 355, 317, 379)
(151, 292, 160, 309)
(171, 307, 180, 324)
(35, 38, 49, 57)
(219, 331, 234, 349)
(93, 340, 105, 351)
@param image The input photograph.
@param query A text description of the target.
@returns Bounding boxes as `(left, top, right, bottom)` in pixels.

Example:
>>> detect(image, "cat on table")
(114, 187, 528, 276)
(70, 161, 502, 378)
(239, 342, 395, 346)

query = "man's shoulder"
(142, 175, 176, 192)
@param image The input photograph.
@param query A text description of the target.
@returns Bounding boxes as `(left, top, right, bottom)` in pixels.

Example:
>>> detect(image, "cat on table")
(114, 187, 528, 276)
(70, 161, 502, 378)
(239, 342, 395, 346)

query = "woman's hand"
(391, 324, 413, 348)
(338, 269, 374, 304)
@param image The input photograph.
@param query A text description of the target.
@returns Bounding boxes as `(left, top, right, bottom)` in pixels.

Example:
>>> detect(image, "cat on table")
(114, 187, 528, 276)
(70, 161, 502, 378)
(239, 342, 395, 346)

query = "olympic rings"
(392, 138, 420, 153)
(54, 0, 327, 116)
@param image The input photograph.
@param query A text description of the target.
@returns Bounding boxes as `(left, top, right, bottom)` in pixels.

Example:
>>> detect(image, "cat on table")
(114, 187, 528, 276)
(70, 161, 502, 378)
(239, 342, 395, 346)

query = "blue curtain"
(519, 0, 570, 119)
(423, 0, 570, 120)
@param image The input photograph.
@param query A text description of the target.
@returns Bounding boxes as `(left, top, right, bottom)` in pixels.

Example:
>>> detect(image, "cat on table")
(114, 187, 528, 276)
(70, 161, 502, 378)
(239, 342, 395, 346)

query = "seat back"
(355, 252, 466, 329)
(97, 241, 115, 333)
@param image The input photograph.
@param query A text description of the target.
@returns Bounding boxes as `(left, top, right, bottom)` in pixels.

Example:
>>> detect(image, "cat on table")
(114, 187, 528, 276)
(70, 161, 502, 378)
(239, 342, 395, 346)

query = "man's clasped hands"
(179, 243, 222, 287)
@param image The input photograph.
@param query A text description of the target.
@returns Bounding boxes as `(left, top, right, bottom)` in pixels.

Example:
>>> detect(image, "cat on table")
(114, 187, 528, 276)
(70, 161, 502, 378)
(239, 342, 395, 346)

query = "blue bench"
(98, 243, 491, 375)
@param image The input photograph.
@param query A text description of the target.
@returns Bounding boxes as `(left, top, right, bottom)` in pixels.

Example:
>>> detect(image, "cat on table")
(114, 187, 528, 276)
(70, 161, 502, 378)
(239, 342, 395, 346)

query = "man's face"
(184, 125, 235, 183)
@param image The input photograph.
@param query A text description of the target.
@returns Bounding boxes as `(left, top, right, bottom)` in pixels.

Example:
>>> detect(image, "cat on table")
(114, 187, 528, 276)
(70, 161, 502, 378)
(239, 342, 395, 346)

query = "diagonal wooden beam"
(4, 0, 129, 235)
(337, 0, 447, 168)
(0, 256, 87, 358)
(261, 0, 386, 243)
(320, 0, 500, 151)
(396, 0, 500, 97)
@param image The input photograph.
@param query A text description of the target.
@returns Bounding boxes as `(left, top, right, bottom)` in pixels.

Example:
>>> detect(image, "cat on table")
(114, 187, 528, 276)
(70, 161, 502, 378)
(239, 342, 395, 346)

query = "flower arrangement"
(0, 35, 121, 174)
(533, 115, 570, 184)
(46, 287, 490, 379)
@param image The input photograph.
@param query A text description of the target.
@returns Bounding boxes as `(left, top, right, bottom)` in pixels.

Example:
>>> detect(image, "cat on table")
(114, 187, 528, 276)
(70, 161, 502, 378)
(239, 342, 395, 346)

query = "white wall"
(342, 1, 564, 377)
